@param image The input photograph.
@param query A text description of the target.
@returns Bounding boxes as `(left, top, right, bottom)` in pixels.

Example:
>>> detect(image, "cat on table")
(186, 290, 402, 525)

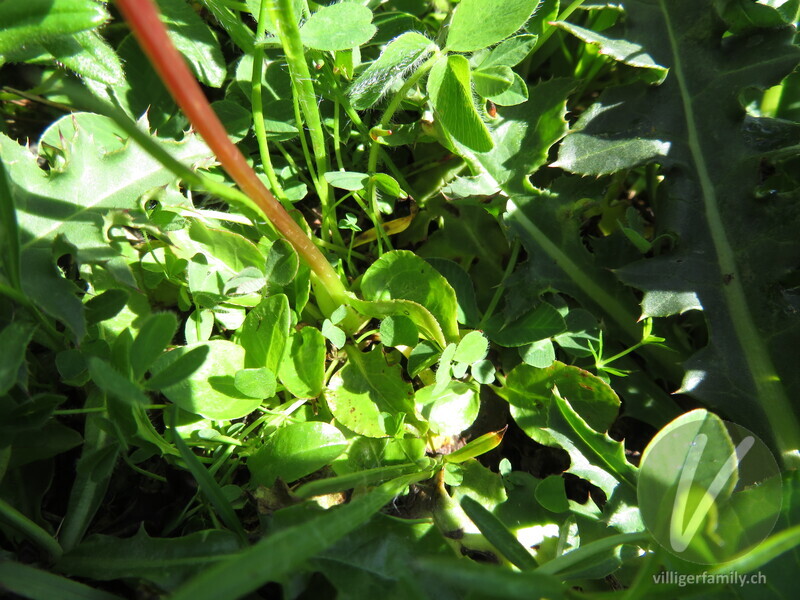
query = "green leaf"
(278, 327, 326, 398)
(501, 374, 636, 499)
(427, 54, 494, 153)
(238, 294, 290, 374)
(477, 78, 574, 191)
(486, 72, 529, 106)
(324, 171, 370, 191)
(460, 495, 539, 570)
(414, 556, 564, 598)
(170, 473, 427, 600)
(500, 362, 621, 435)
(519, 338, 556, 368)
(172, 430, 247, 542)
(248, 422, 347, 486)
(416, 381, 480, 436)
(41, 30, 124, 85)
(0, 0, 108, 56)
(326, 346, 417, 438)
(349, 32, 435, 110)
(379, 315, 419, 348)
(264, 239, 299, 286)
(535, 475, 570, 513)
(0, 321, 35, 395)
(151, 341, 262, 420)
(446, 0, 541, 52)
(184, 309, 214, 344)
(155, 0, 227, 87)
(321, 319, 346, 349)
(556, 0, 800, 453)
(484, 301, 566, 347)
(349, 294, 447, 349)
(299, 3, 376, 51)
(130, 312, 178, 381)
(361, 250, 460, 344)
(0, 113, 212, 262)
(473, 65, 515, 98)
(479, 34, 538, 68)
(57, 528, 240, 590)
(553, 21, 668, 83)
(144, 345, 209, 391)
(424, 258, 481, 328)
(453, 331, 489, 364)
(85, 289, 129, 326)
(88, 358, 149, 408)
(233, 367, 277, 399)
(0, 559, 121, 600)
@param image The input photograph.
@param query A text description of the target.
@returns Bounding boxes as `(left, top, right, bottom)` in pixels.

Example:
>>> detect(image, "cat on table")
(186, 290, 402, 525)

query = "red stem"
(114, 0, 347, 302)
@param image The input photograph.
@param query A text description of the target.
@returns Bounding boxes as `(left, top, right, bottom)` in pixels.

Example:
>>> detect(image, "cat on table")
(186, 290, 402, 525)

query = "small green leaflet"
(446, 0, 540, 52)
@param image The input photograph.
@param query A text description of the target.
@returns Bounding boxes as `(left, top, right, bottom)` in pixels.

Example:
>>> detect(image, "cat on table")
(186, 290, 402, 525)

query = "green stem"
(251, 0, 289, 208)
(267, 0, 335, 238)
(0, 498, 63, 560)
(478, 239, 521, 329)
(366, 52, 440, 250)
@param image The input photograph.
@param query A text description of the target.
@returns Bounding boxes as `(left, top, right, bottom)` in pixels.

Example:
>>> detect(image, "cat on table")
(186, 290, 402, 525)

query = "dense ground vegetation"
(1, 0, 800, 598)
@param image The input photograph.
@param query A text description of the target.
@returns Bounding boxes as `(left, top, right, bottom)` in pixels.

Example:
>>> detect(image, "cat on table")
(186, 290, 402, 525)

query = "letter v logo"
(669, 434, 755, 552)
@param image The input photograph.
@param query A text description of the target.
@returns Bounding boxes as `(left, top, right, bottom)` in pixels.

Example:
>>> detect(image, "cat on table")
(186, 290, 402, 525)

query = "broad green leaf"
(500, 362, 621, 434)
(238, 294, 290, 374)
(479, 34, 538, 69)
(85, 289, 129, 326)
(0, 559, 121, 600)
(6, 420, 82, 467)
(556, 0, 800, 453)
(484, 301, 566, 347)
(248, 422, 347, 486)
(320, 319, 346, 349)
(0, 0, 107, 56)
(486, 72, 528, 106)
(299, 3, 376, 51)
(361, 250, 460, 344)
(130, 312, 178, 381)
(416, 381, 479, 436)
(211, 100, 251, 143)
(184, 309, 214, 344)
(519, 338, 556, 368)
(264, 239, 299, 286)
(424, 258, 481, 327)
(88, 358, 149, 408)
(501, 374, 636, 499)
(155, 0, 227, 87)
(41, 30, 124, 85)
(446, 0, 541, 52)
(453, 331, 489, 364)
(57, 528, 241, 590)
(379, 315, 419, 348)
(144, 345, 210, 391)
(233, 367, 277, 399)
(324, 171, 370, 191)
(349, 32, 435, 110)
(170, 473, 428, 600)
(171, 220, 264, 280)
(326, 346, 416, 438)
(0, 322, 35, 395)
(407, 340, 440, 378)
(349, 294, 447, 349)
(277, 327, 326, 398)
(535, 475, 570, 513)
(151, 341, 262, 420)
(0, 113, 213, 262)
(473, 65, 515, 98)
(427, 55, 494, 153)
(553, 21, 668, 83)
(477, 78, 574, 191)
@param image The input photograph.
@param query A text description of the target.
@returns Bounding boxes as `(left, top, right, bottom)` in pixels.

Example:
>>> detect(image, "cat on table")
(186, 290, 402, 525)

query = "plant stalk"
(115, 0, 348, 309)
